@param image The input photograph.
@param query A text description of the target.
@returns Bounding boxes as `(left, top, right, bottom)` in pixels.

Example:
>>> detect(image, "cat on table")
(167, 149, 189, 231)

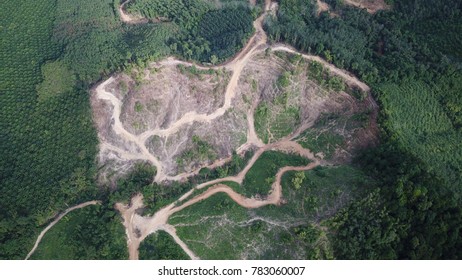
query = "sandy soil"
(344, 0, 390, 14)
(25, 201, 101, 260)
(119, 0, 149, 24)
(317, 0, 330, 15)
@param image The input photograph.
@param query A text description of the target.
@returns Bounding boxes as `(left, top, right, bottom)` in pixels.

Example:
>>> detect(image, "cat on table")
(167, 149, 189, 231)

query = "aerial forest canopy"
(125, 0, 258, 62)
(1, 0, 461, 260)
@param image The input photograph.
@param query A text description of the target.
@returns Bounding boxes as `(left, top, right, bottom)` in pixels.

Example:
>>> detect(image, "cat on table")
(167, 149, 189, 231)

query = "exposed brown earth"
(94, 0, 378, 259)
(344, 0, 391, 14)
(317, 0, 330, 15)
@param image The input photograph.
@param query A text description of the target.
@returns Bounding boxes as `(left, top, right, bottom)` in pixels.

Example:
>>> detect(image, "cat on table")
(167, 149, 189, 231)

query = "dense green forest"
(127, 0, 257, 62)
(265, 0, 462, 258)
(0, 0, 174, 259)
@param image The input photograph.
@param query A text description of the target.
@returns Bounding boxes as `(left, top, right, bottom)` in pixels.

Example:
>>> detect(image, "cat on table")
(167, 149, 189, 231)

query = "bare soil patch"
(344, 0, 391, 14)
(93, 0, 379, 259)
(317, 0, 330, 15)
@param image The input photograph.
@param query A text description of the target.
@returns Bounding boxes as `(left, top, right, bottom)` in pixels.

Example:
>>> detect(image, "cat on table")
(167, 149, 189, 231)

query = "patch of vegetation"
(254, 103, 271, 143)
(378, 81, 461, 188)
(128, 0, 255, 63)
(332, 145, 462, 259)
(30, 205, 127, 260)
(295, 112, 369, 160)
(134, 101, 144, 112)
(108, 164, 194, 216)
(196, 7, 255, 61)
(170, 165, 371, 259)
(242, 151, 310, 197)
(297, 130, 344, 159)
(36, 61, 76, 102)
(194, 150, 254, 182)
(139, 231, 190, 260)
(254, 101, 301, 144)
(177, 136, 218, 170)
(306, 61, 346, 92)
(177, 65, 216, 77)
(289, 224, 334, 260)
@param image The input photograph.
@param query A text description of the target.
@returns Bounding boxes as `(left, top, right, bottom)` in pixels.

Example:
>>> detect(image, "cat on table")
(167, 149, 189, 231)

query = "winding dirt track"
(316, 0, 330, 15)
(119, 1, 132, 23)
(26, 0, 373, 260)
(96, 0, 272, 183)
(105, 0, 371, 259)
(343, 0, 390, 14)
(25, 201, 101, 260)
(173, 163, 319, 213)
(119, 0, 146, 23)
(118, 136, 321, 259)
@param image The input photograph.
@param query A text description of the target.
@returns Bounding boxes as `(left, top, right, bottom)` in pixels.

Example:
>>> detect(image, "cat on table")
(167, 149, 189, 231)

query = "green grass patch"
(297, 130, 344, 159)
(139, 231, 190, 260)
(242, 151, 310, 197)
(254, 102, 270, 143)
(177, 135, 217, 171)
(36, 60, 76, 102)
(134, 101, 144, 112)
(169, 165, 371, 259)
(254, 102, 301, 143)
(177, 65, 216, 78)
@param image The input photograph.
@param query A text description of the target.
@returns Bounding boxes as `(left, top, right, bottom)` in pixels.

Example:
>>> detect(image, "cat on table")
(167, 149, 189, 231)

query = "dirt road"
(109, 0, 371, 259)
(119, 0, 148, 24)
(317, 0, 330, 15)
(25, 200, 101, 260)
(172, 163, 319, 213)
(97, 0, 272, 184)
(95, 79, 166, 181)
(119, 0, 133, 23)
(343, 0, 390, 14)
(117, 135, 321, 260)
